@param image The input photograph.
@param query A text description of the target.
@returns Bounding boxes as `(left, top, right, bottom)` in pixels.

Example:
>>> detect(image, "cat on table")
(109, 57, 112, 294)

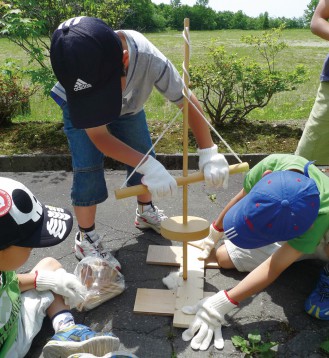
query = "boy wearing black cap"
(0, 177, 120, 357)
(180, 154, 329, 351)
(49, 16, 229, 265)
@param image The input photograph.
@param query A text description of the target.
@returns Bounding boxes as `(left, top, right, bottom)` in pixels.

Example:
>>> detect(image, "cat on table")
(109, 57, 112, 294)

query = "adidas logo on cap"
(74, 78, 92, 91)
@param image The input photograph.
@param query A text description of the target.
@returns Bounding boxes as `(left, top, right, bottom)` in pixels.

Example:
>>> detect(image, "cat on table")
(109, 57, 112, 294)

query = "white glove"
(193, 222, 224, 260)
(35, 268, 87, 308)
(136, 156, 178, 199)
(198, 145, 229, 189)
(182, 290, 237, 351)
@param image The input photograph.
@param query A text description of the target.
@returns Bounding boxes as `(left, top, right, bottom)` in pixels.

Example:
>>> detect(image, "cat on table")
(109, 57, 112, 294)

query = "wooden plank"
(173, 245, 205, 328)
(134, 289, 176, 315)
(133, 288, 214, 316)
(146, 245, 182, 266)
(146, 245, 220, 269)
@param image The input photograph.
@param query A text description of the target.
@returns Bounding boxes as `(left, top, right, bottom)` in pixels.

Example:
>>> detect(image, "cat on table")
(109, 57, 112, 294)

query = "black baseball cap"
(0, 177, 73, 250)
(50, 16, 123, 129)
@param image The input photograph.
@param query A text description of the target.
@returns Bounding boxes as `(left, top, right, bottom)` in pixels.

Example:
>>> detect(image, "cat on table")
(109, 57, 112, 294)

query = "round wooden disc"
(160, 216, 209, 242)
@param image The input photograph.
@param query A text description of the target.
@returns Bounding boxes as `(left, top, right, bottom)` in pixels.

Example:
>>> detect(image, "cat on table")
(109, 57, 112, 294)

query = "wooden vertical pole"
(182, 18, 190, 280)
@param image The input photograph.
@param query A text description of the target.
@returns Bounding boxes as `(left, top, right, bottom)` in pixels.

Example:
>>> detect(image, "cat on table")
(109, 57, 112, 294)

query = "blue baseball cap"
(50, 17, 123, 129)
(223, 168, 320, 249)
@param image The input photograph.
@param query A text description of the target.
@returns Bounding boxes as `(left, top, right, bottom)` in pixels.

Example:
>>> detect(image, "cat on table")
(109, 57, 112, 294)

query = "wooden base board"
(134, 288, 214, 326)
(146, 244, 219, 269)
(173, 244, 204, 327)
(135, 244, 220, 327)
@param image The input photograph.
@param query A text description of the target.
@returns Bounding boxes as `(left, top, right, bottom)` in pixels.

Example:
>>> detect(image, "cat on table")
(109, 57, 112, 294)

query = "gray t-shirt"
(51, 30, 185, 119)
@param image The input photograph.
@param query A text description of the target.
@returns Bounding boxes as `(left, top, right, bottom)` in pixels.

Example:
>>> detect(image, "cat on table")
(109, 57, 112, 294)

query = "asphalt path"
(1, 169, 329, 358)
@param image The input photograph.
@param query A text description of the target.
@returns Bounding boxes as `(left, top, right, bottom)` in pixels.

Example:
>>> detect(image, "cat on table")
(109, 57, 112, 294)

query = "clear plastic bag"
(74, 256, 125, 311)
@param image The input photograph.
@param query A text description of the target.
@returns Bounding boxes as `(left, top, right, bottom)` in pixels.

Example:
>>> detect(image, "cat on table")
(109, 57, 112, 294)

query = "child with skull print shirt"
(0, 176, 120, 358)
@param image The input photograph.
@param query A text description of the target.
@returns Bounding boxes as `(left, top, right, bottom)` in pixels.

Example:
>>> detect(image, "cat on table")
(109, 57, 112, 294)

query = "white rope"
(120, 22, 243, 188)
(120, 108, 182, 189)
(185, 95, 243, 163)
(182, 25, 242, 163)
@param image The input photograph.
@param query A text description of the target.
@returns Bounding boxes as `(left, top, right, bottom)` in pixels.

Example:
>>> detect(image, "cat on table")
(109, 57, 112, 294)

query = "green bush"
(190, 26, 308, 128)
(0, 72, 22, 125)
(0, 60, 35, 125)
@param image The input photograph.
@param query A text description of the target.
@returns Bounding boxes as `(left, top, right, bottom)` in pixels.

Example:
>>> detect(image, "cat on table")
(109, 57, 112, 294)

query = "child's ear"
(262, 170, 273, 177)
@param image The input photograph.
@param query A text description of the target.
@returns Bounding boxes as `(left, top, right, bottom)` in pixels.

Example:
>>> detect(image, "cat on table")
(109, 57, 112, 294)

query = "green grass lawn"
(1, 28, 327, 124)
(0, 28, 327, 155)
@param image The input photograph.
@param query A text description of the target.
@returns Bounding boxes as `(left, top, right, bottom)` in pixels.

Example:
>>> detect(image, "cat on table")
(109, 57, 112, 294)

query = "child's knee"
(30, 257, 62, 273)
(216, 245, 236, 269)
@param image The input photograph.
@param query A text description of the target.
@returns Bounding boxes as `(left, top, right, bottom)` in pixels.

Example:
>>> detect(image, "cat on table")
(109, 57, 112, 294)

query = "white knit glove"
(35, 268, 87, 308)
(198, 145, 229, 189)
(193, 223, 224, 260)
(136, 156, 178, 199)
(182, 290, 237, 350)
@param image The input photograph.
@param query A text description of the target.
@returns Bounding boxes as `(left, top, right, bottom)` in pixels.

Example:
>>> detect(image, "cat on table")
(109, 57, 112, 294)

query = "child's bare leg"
(29, 257, 62, 273)
(216, 244, 236, 269)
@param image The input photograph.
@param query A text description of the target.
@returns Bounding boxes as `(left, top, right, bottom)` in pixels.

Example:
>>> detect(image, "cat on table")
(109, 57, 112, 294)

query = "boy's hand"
(182, 290, 237, 350)
(193, 223, 224, 260)
(198, 145, 229, 189)
(137, 156, 178, 199)
(35, 268, 86, 307)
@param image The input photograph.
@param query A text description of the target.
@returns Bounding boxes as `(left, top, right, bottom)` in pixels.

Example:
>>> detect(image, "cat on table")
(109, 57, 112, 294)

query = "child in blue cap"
(181, 154, 329, 351)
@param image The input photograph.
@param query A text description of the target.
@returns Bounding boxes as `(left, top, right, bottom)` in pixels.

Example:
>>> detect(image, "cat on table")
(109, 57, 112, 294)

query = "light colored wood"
(130, 17, 246, 327)
(134, 289, 176, 315)
(114, 163, 249, 199)
(183, 241, 188, 280)
(173, 245, 205, 327)
(146, 245, 182, 266)
(161, 216, 209, 242)
(146, 244, 220, 269)
(182, 17, 190, 226)
(133, 288, 214, 316)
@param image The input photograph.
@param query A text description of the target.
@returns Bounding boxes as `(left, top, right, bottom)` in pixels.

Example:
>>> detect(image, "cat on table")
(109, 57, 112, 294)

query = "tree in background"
(122, 0, 166, 32)
(0, 0, 311, 123)
(0, 0, 129, 94)
(215, 11, 234, 29)
(262, 12, 270, 29)
(189, 26, 308, 127)
(304, 0, 319, 26)
(189, 2, 217, 30)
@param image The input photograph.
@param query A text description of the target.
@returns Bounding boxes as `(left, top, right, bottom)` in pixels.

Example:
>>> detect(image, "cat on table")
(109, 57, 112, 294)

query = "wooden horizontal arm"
(114, 162, 249, 200)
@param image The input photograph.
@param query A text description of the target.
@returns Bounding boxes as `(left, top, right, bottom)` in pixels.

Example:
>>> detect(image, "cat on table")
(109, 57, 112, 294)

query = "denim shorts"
(62, 103, 155, 206)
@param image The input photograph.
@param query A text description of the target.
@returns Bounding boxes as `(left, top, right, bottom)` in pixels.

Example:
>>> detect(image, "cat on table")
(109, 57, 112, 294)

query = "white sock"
(138, 203, 153, 214)
(52, 311, 75, 332)
(80, 229, 97, 242)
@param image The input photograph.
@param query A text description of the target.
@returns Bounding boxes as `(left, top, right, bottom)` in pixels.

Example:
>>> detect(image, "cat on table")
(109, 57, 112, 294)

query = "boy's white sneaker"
(75, 232, 121, 271)
(134, 205, 167, 234)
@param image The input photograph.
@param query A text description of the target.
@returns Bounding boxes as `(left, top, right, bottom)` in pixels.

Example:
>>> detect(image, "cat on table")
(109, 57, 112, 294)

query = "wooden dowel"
(114, 162, 249, 200)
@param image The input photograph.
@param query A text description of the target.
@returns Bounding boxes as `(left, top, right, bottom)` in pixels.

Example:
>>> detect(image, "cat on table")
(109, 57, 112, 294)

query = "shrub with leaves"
(0, 73, 21, 125)
(190, 26, 308, 127)
(0, 59, 37, 125)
